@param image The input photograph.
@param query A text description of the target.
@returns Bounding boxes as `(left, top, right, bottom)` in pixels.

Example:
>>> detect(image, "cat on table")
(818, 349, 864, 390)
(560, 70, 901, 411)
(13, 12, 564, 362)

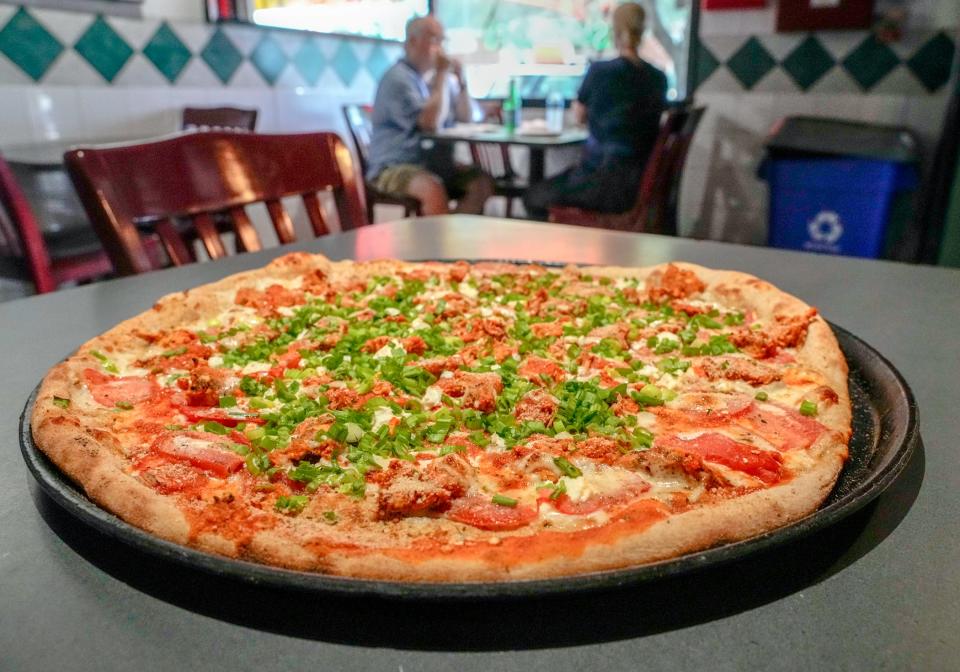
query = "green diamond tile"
(250, 34, 286, 85)
(74, 16, 133, 82)
(842, 34, 899, 91)
(201, 28, 242, 84)
(0, 8, 63, 81)
(782, 36, 835, 91)
(293, 37, 325, 85)
(143, 22, 191, 83)
(332, 41, 360, 86)
(906, 32, 955, 92)
(692, 40, 720, 90)
(365, 44, 391, 82)
(725, 36, 776, 90)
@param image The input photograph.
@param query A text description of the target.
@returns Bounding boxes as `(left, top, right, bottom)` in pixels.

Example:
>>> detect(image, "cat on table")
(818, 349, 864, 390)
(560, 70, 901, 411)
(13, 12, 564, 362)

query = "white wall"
(680, 0, 959, 246)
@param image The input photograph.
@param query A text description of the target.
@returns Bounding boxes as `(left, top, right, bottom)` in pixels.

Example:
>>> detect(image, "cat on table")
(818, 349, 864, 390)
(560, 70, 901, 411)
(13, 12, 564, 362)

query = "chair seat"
(366, 182, 422, 216)
(51, 248, 113, 285)
(45, 224, 105, 259)
(491, 176, 527, 197)
(548, 205, 639, 232)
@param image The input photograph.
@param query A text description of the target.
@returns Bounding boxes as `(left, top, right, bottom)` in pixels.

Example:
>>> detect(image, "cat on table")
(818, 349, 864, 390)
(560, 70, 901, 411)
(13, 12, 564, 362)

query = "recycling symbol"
(807, 211, 844, 245)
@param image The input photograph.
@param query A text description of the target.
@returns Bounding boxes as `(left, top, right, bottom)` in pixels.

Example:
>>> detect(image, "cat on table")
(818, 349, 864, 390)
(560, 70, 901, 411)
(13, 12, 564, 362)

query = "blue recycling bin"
(761, 117, 919, 259)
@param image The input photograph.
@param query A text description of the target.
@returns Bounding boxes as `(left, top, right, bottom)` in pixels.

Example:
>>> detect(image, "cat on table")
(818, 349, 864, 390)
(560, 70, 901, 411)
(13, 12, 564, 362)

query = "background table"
(426, 126, 588, 183)
(1, 216, 957, 671)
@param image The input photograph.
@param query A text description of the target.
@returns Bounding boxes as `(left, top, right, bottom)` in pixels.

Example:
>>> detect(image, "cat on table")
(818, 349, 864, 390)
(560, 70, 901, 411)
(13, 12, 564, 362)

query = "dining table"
(425, 124, 588, 184)
(1, 215, 957, 671)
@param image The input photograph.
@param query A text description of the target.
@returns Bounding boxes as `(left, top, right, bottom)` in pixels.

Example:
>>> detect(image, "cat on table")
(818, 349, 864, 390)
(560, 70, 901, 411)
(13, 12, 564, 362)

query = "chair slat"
(229, 207, 262, 253)
(265, 199, 296, 244)
(154, 218, 195, 266)
(192, 212, 227, 259)
(302, 192, 330, 236)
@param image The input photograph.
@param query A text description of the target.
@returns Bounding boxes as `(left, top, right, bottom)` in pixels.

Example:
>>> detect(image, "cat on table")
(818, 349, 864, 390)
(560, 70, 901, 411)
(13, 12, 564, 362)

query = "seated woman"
(523, 3, 667, 221)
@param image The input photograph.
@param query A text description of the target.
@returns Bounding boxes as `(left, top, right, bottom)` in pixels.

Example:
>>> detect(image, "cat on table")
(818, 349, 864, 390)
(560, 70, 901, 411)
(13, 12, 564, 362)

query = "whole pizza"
(32, 254, 851, 581)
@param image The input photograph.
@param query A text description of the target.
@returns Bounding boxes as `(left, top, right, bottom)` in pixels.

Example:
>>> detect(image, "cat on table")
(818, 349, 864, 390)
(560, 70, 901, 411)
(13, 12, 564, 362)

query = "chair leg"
(505, 197, 513, 218)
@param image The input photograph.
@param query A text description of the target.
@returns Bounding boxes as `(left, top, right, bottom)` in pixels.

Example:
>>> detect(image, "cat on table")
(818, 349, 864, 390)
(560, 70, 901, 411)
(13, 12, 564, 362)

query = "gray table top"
(1, 216, 957, 671)
(426, 125, 588, 146)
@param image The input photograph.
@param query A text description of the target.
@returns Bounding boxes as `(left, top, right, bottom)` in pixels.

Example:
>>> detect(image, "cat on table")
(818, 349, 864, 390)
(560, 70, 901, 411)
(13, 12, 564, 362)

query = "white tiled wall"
(681, 0, 958, 244)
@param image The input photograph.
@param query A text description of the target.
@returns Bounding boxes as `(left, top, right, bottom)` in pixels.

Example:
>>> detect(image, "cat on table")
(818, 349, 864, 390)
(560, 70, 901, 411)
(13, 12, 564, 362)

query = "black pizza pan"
(19, 323, 918, 601)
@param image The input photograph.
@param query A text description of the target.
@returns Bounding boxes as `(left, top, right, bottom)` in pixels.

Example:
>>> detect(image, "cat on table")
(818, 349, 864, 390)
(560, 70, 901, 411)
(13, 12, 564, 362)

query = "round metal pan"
(20, 323, 918, 601)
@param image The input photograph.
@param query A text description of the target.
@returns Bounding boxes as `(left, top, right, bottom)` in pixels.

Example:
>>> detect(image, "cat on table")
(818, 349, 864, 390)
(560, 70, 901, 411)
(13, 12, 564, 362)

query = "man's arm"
(451, 60, 475, 123)
(417, 54, 451, 132)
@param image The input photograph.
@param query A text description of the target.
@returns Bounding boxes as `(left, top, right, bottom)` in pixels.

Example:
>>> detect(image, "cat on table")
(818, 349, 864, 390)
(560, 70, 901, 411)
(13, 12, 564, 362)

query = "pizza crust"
(32, 254, 852, 582)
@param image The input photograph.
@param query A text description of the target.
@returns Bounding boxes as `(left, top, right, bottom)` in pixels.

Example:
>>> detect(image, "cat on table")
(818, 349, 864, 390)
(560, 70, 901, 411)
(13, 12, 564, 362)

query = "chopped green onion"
(52, 396, 70, 409)
(323, 511, 338, 525)
(274, 495, 309, 514)
(162, 346, 188, 358)
(553, 456, 582, 478)
(203, 421, 230, 435)
(492, 494, 518, 507)
(90, 350, 119, 373)
(114, 401, 134, 410)
(755, 391, 769, 401)
(219, 395, 237, 408)
(799, 400, 818, 417)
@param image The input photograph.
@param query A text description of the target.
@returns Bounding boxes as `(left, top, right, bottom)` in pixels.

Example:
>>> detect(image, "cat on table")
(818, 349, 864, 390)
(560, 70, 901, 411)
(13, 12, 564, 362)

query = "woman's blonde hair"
(613, 2, 646, 49)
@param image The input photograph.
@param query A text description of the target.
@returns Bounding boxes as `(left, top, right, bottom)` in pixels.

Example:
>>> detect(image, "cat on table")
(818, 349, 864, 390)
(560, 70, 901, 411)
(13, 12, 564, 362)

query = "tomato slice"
(178, 406, 265, 427)
(546, 480, 651, 516)
(659, 432, 784, 484)
(152, 431, 245, 478)
(446, 496, 538, 531)
(83, 368, 158, 407)
(651, 393, 754, 429)
(736, 403, 825, 452)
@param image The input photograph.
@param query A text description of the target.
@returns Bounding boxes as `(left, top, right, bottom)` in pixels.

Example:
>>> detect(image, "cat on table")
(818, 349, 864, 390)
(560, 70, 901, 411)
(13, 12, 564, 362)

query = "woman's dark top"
(578, 57, 668, 168)
(523, 57, 667, 218)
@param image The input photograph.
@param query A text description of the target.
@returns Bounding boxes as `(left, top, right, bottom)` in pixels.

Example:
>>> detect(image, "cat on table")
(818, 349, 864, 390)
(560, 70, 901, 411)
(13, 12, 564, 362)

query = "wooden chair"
(181, 106, 258, 131)
(64, 131, 368, 277)
(549, 106, 705, 235)
(342, 104, 422, 218)
(0, 153, 112, 294)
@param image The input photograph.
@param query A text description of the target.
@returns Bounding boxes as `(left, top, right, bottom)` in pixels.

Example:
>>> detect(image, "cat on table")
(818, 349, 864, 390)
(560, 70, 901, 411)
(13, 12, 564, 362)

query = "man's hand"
(435, 51, 451, 75)
(450, 58, 465, 87)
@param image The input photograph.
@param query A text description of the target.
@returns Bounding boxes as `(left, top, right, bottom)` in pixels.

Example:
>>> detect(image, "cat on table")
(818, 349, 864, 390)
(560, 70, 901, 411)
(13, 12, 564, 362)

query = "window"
(242, 0, 429, 42)
(435, 0, 695, 102)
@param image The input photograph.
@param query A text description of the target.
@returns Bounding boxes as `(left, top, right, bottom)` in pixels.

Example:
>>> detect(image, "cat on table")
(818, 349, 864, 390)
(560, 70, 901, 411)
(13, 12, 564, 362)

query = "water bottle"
(546, 91, 564, 133)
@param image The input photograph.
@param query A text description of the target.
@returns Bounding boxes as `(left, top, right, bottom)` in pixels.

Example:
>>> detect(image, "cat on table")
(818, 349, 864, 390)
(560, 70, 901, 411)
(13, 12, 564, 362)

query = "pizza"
(31, 254, 851, 582)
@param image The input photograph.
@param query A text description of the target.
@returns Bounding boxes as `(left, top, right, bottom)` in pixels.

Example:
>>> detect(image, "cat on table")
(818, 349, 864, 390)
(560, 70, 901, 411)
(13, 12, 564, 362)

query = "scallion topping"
(492, 494, 518, 507)
(553, 456, 582, 478)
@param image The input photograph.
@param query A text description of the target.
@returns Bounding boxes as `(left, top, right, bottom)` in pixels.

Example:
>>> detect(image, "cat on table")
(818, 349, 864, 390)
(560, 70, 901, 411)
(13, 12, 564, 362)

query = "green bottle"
(503, 78, 522, 133)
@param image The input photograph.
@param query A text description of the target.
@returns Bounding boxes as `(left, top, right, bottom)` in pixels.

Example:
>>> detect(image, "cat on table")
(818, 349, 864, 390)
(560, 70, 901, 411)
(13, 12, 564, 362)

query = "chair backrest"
(181, 106, 258, 131)
(632, 105, 705, 234)
(0, 153, 57, 293)
(342, 104, 374, 177)
(469, 102, 516, 180)
(65, 131, 368, 276)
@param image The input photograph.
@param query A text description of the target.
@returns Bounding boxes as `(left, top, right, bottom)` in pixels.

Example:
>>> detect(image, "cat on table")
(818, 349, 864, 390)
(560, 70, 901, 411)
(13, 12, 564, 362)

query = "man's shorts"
(374, 163, 485, 201)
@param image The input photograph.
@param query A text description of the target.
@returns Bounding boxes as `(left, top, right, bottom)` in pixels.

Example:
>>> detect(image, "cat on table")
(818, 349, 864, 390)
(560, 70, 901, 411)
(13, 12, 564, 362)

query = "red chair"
(549, 106, 705, 235)
(181, 106, 258, 131)
(65, 131, 368, 277)
(0, 153, 112, 294)
(342, 104, 422, 218)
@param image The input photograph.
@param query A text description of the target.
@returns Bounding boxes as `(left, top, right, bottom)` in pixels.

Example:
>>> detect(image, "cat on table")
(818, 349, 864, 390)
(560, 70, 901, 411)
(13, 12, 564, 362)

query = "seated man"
(367, 15, 493, 216)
